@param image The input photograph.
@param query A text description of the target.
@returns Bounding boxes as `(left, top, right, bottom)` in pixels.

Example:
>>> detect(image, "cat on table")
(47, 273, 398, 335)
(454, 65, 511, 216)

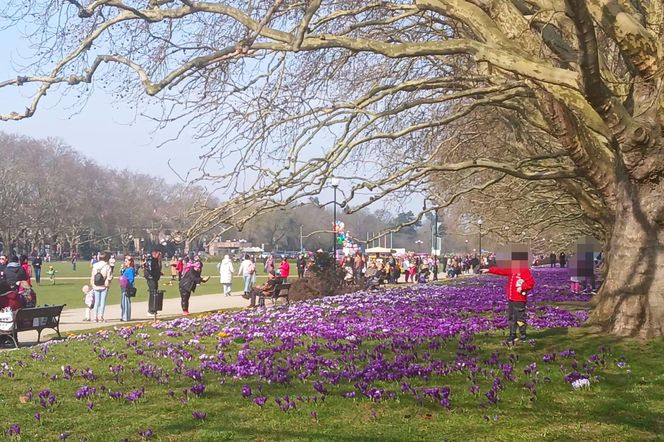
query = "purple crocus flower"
(125, 388, 144, 403)
(75, 386, 96, 400)
(192, 411, 207, 420)
(138, 428, 153, 439)
(190, 384, 206, 397)
(253, 396, 267, 407)
(312, 381, 327, 395)
(7, 424, 20, 436)
(241, 384, 252, 398)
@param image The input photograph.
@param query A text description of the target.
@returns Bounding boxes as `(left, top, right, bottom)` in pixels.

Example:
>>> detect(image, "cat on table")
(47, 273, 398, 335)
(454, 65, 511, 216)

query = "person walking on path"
(90, 251, 113, 322)
(32, 255, 43, 284)
(169, 256, 178, 285)
(218, 255, 234, 296)
(265, 255, 275, 274)
(120, 256, 136, 322)
(144, 249, 162, 315)
(237, 254, 255, 297)
(71, 253, 77, 271)
(176, 257, 184, 281)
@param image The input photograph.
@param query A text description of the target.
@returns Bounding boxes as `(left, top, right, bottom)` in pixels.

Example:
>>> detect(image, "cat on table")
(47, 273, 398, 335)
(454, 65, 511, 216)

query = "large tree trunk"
(590, 187, 664, 338)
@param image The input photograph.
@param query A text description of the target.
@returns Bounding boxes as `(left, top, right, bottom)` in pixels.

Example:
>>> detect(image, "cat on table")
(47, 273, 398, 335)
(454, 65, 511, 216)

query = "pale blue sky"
(0, 26, 203, 185)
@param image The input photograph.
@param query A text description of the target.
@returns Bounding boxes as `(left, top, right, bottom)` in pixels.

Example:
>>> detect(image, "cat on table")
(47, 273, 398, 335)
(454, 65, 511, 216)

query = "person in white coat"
(217, 255, 234, 296)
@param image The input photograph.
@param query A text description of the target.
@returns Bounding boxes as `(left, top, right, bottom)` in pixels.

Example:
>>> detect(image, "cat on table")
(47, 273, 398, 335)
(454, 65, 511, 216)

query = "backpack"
(93, 266, 106, 286)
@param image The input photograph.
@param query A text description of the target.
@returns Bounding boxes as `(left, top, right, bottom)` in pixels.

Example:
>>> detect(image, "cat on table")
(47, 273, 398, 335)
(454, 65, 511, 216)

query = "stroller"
(343, 265, 354, 285)
(417, 267, 430, 284)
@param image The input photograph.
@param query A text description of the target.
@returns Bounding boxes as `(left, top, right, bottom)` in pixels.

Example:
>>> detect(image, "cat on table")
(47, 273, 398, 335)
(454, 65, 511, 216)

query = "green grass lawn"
(30, 261, 269, 310)
(0, 325, 662, 441)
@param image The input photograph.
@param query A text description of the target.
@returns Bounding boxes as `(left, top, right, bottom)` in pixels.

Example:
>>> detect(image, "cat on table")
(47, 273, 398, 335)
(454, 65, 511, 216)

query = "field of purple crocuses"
(1, 268, 661, 441)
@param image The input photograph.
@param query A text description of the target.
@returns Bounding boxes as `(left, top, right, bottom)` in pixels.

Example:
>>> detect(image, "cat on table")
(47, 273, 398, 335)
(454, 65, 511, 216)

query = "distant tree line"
(0, 132, 203, 257)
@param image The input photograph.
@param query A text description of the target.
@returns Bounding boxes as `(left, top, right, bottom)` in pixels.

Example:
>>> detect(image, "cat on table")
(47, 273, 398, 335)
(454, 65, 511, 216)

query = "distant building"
(207, 239, 254, 257)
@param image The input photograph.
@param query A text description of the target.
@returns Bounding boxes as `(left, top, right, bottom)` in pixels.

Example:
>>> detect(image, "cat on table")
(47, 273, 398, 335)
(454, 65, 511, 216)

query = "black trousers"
(247, 288, 265, 307)
(180, 287, 191, 311)
(146, 279, 158, 313)
(508, 301, 527, 339)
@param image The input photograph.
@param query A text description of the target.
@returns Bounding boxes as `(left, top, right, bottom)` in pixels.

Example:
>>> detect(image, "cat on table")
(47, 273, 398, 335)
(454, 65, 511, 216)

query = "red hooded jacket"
(279, 260, 290, 279)
(487, 267, 534, 302)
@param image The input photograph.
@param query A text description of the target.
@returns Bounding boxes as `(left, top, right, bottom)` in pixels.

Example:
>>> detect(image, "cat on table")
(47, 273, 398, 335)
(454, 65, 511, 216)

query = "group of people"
(80, 249, 212, 323)
(0, 254, 38, 314)
(547, 252, 568, 268)
(334, 252, 499, 286)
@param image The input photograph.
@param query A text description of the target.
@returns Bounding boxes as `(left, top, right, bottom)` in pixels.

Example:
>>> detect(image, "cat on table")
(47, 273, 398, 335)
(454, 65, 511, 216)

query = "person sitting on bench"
(243, 270, 282, 308)
(0, 280, 23, 311)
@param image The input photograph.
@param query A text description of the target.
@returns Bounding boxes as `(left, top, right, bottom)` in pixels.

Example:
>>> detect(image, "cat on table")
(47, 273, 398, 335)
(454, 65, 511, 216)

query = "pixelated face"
(570, 236, 601, 276)
(495, 244, 530, 268)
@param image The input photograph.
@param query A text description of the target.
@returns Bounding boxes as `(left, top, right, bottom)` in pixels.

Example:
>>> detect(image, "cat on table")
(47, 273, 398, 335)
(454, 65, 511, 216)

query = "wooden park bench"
(0, 304, 66, 348)
(258, 282, 291, 307)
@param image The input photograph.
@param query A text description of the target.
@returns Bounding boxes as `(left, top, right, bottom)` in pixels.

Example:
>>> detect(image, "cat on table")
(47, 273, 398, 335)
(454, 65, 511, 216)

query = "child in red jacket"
(482, 254, 534, 343)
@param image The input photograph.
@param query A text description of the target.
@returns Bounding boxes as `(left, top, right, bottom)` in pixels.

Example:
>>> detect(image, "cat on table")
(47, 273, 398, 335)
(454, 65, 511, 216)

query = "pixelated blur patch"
(512, 251, 528, 261)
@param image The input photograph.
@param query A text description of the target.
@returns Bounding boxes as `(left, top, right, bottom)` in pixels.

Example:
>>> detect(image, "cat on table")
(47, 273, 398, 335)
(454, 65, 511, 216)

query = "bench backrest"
(274, 283, 291, 298)
(15, 305, 65, 322)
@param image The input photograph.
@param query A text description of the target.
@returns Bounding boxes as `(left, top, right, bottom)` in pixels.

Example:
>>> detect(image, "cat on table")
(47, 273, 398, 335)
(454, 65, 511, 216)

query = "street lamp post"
(434, 209, 439, 254)
(331, 178, 340, 260)
(424, 199, 440, 256)
(478, 219, 483, 257)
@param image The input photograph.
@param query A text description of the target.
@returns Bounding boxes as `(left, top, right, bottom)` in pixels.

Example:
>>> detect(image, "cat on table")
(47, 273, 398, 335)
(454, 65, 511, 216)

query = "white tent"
(241, 247, 264, 253)
(365, 247, 394, 254)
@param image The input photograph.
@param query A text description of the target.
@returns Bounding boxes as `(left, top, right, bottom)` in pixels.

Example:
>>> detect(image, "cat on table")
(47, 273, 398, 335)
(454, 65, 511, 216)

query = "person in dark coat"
(178, 260, 209, 315)
(32, 255, 43, 284)
(5, 256, 28, 289)
(559, 252, 567, 268)
(0, 254, 7, 281)
(549, 252, 557, 268)
(143, 249, 162, 315)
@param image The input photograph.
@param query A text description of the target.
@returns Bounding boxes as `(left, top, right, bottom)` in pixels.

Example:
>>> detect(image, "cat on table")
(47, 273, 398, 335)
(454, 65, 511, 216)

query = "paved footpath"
(14, 290, 251, 346)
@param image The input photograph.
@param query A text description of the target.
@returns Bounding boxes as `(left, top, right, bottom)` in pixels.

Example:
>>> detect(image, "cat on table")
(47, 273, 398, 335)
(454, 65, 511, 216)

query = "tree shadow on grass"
(511, 327, 664, 437)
